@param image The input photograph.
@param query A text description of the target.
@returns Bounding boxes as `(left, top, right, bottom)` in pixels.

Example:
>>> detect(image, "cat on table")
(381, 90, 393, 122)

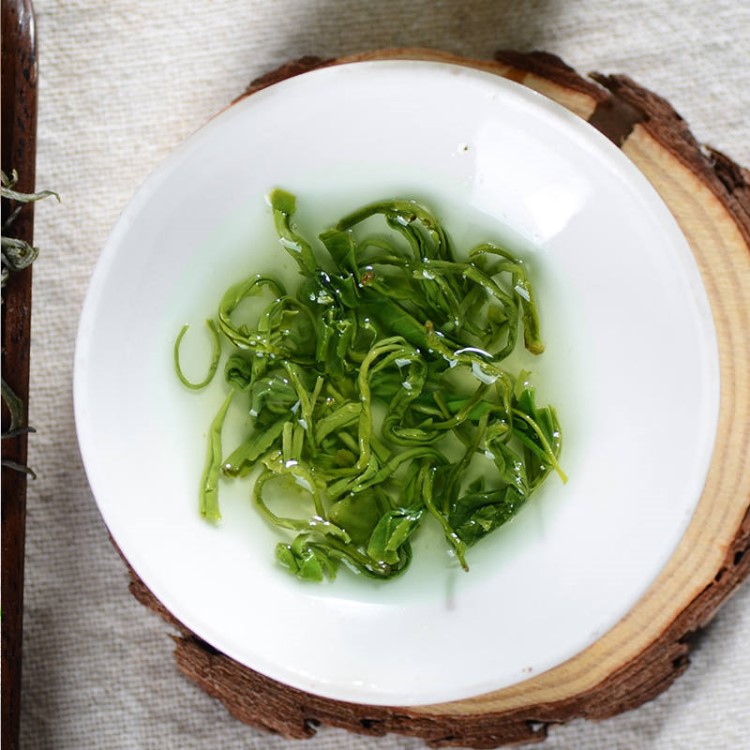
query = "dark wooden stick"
(1, 2, 38, 749)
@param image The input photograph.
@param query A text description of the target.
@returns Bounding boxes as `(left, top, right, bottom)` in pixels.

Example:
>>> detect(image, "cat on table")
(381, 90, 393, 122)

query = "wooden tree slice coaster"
(125, 50, 750, 748)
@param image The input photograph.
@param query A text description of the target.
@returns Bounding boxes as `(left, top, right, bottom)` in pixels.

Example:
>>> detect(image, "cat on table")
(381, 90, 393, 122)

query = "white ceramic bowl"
(74, 60, 719, 706)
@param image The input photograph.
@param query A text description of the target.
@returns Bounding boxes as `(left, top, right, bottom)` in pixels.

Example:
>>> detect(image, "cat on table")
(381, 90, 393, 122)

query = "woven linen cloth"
(20, 1, 750, 748)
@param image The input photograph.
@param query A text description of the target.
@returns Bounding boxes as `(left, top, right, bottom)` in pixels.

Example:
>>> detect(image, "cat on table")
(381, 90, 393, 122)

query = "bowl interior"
(74, 60, 719, 706)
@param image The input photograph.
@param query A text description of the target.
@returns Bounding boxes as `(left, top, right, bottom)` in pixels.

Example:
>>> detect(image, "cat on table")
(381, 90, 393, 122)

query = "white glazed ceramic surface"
(74, 61, 719, 706)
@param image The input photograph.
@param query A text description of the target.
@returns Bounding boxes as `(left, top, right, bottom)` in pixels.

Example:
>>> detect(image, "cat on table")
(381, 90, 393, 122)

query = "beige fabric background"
(21, 1, 749, 748)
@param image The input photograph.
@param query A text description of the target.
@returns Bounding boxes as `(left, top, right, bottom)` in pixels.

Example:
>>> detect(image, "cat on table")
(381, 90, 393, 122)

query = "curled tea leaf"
(177, 191, 565, 582)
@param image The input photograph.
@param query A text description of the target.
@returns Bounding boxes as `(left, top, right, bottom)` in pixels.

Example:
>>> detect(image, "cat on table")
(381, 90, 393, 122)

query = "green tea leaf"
(177, 191, 565, 582)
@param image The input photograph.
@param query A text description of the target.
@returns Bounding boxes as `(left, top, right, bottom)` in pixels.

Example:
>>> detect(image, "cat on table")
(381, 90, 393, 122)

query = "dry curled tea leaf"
(1, 169, 60, 477)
